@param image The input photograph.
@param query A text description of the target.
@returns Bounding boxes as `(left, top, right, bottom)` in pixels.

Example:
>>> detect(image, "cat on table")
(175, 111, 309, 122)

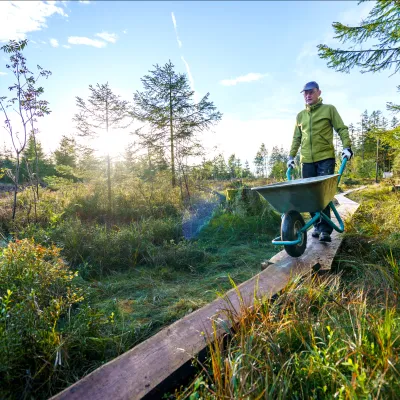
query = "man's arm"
(331, 106, 351, 149)
(289, 118, 302, 158)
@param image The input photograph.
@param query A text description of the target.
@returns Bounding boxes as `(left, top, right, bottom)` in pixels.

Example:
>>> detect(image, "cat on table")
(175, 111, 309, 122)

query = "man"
(287, 81, 353, 242)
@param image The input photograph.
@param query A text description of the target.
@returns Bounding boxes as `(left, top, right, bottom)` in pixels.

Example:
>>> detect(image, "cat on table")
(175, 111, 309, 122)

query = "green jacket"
(289, 98, 351, 163)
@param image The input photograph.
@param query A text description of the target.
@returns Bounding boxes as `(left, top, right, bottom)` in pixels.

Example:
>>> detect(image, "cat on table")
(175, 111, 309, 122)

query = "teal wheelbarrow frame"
(251, 157, 348, 257)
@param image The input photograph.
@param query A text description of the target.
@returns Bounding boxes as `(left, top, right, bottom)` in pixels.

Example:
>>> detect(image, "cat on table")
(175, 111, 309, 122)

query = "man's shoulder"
(296, 109, 307, 118)
(320, 103, 337, 111)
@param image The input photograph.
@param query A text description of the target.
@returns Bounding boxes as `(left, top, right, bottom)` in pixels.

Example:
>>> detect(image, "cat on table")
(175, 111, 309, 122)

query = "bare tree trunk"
(107, 154, 112, 212)
(182, 164, 190, 200)
(178, 174, 183, 202)
(361, 124, 365, 161)
(375, 138, 380, 183)
(169, 83, 175, 187)
(24, 157, 38, 222)
(12, 155, 20, 220)
(32, 133, 40, 199)
(106, 97, 112, 213)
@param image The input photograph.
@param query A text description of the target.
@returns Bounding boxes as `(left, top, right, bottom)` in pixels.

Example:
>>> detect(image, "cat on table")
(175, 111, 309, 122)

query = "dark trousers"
(302, 158, 335, 234)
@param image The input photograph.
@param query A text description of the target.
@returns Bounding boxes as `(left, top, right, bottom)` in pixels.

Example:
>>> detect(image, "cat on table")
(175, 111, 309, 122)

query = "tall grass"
(0, 175, 283, 398)
(176, 274, 400, 399)
(174, 185, 400, 399)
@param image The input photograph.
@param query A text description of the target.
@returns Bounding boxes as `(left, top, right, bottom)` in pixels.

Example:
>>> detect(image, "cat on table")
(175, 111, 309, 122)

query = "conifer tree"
(74, 83, 132, 211)
(133, 61, 222, 187)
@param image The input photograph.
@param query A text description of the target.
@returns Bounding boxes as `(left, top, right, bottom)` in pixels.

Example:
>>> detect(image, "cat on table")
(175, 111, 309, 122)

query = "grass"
(0, 179, 282, 399)
(89, 209, 281, 345)
(171, 184, 400, 399)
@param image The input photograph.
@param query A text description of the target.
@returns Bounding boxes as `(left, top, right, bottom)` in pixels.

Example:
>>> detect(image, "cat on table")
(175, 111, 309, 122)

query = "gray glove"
(287, 156, 295, 169)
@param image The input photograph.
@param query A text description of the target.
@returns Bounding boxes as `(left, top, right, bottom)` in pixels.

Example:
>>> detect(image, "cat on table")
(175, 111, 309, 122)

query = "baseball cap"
(301, 81, 319, 93)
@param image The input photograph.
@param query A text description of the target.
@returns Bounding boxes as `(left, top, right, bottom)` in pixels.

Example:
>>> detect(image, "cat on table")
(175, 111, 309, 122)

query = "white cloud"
(220, 73, 269, 86)
(68, 36, 107, 48)
(0, 1, 67, 42)
(79, 0, 91, 4)
(0, 71, 7, 76)
(171, 12, 182, 48)
(123, 29, 128, 34)
(49, 38, 59, 48)
(296, 39, 320, 62)
(95, 31, 118, 43)
(338, 1, 375, 26)
(62, 44, 71, 49)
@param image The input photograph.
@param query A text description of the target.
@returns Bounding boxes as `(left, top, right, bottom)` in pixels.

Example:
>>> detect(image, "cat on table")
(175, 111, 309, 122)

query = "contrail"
(181, 56, 198, 103)
(171, 12, 182, 48)
(171, 12, 198, 102)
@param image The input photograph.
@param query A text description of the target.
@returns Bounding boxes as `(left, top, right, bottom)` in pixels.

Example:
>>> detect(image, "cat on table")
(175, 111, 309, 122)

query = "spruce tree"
(74, 83, 132, 211)
(133, 61, 222, 187)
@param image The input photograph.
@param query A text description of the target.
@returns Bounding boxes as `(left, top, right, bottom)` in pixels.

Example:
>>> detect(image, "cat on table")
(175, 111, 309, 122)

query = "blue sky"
(0, 1, 399, 168)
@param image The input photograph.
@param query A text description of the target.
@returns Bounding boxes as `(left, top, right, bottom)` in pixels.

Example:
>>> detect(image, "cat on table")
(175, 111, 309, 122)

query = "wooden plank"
(269, 188, 364, 268)
(51, 188, 363, 400)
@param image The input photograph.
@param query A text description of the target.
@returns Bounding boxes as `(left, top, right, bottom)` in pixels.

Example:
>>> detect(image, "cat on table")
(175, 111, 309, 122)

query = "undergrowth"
(172, 185, 400, 399)
(0, 180, 281, 399)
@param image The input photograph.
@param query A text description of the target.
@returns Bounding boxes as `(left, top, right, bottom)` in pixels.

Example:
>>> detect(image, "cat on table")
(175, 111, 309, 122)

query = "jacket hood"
(306, 97, 323, 112)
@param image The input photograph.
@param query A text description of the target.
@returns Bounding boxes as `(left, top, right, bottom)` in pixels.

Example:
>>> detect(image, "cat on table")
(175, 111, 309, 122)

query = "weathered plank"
(269, 188, 364, 268)
(51, 189, 363, 400)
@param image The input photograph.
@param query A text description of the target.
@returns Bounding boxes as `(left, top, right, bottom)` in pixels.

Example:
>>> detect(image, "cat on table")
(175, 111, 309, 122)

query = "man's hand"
(341, 148, 353, 160)
(287, 157, 295, 169)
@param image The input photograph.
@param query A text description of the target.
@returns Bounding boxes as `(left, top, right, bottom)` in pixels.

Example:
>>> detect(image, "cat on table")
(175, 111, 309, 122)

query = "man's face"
(303, 88, 321, 105)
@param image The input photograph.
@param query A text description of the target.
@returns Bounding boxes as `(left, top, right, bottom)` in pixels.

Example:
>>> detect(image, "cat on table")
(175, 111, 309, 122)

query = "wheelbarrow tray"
(251, 174, 340, 213)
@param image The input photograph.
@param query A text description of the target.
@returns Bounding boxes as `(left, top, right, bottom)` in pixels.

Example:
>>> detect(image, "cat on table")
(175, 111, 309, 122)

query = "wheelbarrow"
(251, 157, 348, 257)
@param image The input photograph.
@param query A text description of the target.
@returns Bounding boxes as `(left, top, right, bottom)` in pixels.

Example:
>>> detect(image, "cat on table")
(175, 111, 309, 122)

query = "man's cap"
(301, 81, 319, 93)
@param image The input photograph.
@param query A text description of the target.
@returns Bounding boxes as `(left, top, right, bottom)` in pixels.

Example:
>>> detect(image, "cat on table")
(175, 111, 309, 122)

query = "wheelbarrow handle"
(286, 167, 293, 181)
(286, 157, 348, 183)
(337, 156, 348, 184)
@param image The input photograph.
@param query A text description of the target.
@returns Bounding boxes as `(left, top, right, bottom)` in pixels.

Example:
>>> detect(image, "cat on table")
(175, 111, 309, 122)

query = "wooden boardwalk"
(51, 188, 363, 400)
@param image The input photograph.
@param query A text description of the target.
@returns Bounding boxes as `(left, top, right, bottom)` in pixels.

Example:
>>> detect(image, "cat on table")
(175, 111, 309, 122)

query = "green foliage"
(347, 186, 400, 245)
(20, 134, 56, 182)
(318, 1, 400, 119)
(53, 135, 78, 169)
(393, 152, 400, 178)
(0, 238, 147, 399)
(254, 143, 269, 177)
(0, 239, 82, 397)
(74, 82, 133, 212)
(226, 187, 277, 218)
(1, 39, 51, 220)
(352, 156, 376, 178)
(133, 60, 222, 187)
(318, 0, 400, 74)
(53, 217, 183, 277)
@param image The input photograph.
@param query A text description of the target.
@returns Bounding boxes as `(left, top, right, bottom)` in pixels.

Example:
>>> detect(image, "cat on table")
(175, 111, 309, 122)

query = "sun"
(92, 130, 133, 159)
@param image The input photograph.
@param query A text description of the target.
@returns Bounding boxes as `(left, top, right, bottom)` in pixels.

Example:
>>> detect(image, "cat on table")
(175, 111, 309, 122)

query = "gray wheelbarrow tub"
(251, 174, 340, 214)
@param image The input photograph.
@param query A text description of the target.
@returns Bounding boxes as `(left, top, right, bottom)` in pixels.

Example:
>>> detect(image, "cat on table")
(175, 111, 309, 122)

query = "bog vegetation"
(1, 1, 400, 398)
(173, 186, 400, 399)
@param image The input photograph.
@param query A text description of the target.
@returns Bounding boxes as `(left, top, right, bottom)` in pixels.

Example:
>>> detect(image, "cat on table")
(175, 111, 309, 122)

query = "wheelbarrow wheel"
(281, 210, 307, 257)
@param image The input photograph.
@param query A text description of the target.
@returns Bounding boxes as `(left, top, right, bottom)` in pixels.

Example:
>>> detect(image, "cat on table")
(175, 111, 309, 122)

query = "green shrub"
(0, 239, 83, 398)
(0, 239, 139, 399)
(229, 188, 270, 216)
